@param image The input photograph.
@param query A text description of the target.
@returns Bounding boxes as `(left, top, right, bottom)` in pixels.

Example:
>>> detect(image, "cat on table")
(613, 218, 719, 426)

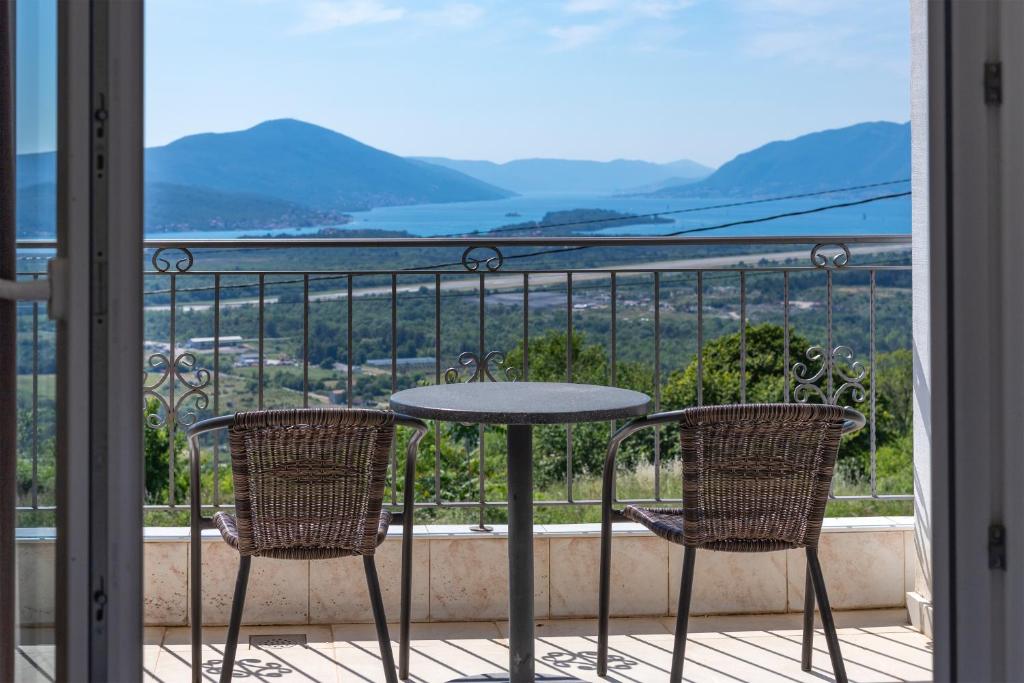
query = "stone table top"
(389, 381, 651, 425)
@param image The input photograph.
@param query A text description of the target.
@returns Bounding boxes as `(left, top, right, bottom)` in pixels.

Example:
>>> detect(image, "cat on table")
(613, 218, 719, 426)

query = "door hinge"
(985, 61, 1002, 105)
(989, 523, 1006, 570)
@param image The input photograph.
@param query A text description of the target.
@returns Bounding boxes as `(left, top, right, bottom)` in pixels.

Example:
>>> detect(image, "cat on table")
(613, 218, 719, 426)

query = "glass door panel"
(12, 1, 57, 680)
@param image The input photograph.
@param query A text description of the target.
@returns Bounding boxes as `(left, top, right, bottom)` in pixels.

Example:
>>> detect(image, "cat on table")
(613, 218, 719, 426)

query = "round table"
(390, 382, 651, 683)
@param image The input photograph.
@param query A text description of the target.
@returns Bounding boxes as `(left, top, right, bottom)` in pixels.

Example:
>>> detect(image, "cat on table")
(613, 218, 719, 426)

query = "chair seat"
(622, 505, 798, 552)
(213, 510, 392, 559)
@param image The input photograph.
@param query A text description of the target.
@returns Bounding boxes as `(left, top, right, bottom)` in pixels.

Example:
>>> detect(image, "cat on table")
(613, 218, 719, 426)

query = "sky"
(19, 0, 909, 167)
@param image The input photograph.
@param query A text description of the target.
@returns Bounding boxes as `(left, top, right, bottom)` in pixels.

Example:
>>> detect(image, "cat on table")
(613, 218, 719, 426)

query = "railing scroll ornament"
(444, 350, 520, 384)
(151, 246, 195, 273)
(792, 345, 867, 406)
(143, 352, 211, 429)
(810, 243, 852, 270)
(461, 245, 504, 272)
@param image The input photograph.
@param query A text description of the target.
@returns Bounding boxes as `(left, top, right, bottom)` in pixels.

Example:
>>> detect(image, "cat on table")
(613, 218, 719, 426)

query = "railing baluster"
(476, 273, 488, 531)
(697, 271, 704, 407)
(523, 273, 529, 381)
(739, 270, 747, 404)
(870, 270, 878, 497)
(168, 273, 177, 507)
(391, 274, 398, 505)
(826, 269, 834, 399)
(213, 274, 221, 507)
(609, 272, 617, 456)
(303, 274, 309, 408)
(347, 275, 353, 408)
(826, 267, 835, 500)
(566, 273, 573, 503)
(31, 275, 39, 509)
(653, 272, 661, 502)
(434, 274, 442, 506)
(258, 273, 265, 410)
(783, 271, 790, 403)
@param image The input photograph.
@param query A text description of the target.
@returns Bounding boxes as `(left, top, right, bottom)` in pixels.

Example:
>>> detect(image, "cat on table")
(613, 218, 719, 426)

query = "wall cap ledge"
(8, 516, 915, 542)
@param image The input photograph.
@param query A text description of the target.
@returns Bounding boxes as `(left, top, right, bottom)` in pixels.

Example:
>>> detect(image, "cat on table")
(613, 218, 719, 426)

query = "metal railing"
(13, 234, 913, 521)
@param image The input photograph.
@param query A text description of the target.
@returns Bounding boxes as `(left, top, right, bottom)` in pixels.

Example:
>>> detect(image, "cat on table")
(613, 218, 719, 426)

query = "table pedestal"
(447, 425, 584, 683)
(507, 424, 534, 681)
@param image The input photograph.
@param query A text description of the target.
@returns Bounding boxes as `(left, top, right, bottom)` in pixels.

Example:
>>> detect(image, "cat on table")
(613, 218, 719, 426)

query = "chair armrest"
(841, 406, 866, 434)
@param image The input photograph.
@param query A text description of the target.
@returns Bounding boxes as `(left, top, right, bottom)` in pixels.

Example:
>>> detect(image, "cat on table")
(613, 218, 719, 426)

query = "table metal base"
(505, 424, 535, 682)
(445, 675, 587, 682)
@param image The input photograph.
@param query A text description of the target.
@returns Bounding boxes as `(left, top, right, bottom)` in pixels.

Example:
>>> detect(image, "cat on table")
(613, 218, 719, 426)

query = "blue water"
(148, 192, 911, 241)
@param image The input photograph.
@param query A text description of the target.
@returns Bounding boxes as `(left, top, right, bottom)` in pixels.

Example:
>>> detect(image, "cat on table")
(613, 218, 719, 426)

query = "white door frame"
(57, 0, 144, 679)
(928, 1, 1024, 680)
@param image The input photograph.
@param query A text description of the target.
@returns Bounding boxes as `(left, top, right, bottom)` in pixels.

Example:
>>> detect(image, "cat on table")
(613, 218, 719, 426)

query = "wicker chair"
(187, 409, 427, 683)
(597, 403, 865, 683)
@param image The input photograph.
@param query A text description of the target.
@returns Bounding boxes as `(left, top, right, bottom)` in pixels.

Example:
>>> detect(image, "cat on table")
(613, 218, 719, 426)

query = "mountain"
(15, 119, 515, 235)
(412, 156, 712, 195)
(648, 121, 911, 198)
(146, 119, 514, 211)
(14, 183, 55, 237)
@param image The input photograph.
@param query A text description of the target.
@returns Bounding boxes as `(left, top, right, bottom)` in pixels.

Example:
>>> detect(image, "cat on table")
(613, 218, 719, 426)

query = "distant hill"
(15, 181, 356, 237)
(413, 156, 712, 195)
(647, 121, 910, 198)
(15, 119, 514, 235)
(14, 183, 55, 237)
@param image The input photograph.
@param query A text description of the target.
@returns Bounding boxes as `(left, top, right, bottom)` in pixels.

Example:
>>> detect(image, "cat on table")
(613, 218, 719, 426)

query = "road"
(144, 244, 907, 313)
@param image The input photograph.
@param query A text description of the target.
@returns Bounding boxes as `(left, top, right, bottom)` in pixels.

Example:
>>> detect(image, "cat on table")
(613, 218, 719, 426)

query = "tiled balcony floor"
(18, 609, 932, 682)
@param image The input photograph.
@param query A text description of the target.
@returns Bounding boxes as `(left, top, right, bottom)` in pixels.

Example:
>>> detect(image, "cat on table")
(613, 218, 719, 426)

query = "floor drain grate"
(249, 634, 308, 649)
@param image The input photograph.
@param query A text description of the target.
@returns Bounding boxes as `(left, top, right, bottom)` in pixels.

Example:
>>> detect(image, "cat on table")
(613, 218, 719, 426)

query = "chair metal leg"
(597, 504, 613, 676)
(806, 548, 848, 683)
(399, 532, 413, 680)
(399, 488, 415, 679)
(221, 555, 251, 683)
(802, 559, 815, 671)
(365, 555, 399, 683)
(670, 547, 696, 683)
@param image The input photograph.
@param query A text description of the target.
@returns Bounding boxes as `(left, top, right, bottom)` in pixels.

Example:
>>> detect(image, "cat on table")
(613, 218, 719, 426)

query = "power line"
(407, 190, 911, 270)
(431, 178, 911, 238)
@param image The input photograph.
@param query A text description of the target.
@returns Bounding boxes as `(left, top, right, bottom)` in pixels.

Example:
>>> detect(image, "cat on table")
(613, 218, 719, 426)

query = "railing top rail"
(15, 234, 911, 250)
(131, 265, 910, 277)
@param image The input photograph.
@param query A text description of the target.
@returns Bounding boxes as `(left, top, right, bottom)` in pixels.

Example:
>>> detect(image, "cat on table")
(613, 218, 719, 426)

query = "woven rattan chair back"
(226, 408, 396, 558)
(677, 403, 847, 552)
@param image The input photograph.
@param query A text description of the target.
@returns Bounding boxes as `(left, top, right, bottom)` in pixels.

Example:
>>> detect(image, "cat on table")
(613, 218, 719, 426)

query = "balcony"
(13, 233, 924, 681)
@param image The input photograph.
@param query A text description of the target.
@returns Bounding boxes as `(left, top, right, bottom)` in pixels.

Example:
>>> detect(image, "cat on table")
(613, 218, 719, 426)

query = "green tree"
(143, 398, 189, 504)
(663, 323, 812, 408)
(504, 330, 656, 482)
(659, 323, 913, 491)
